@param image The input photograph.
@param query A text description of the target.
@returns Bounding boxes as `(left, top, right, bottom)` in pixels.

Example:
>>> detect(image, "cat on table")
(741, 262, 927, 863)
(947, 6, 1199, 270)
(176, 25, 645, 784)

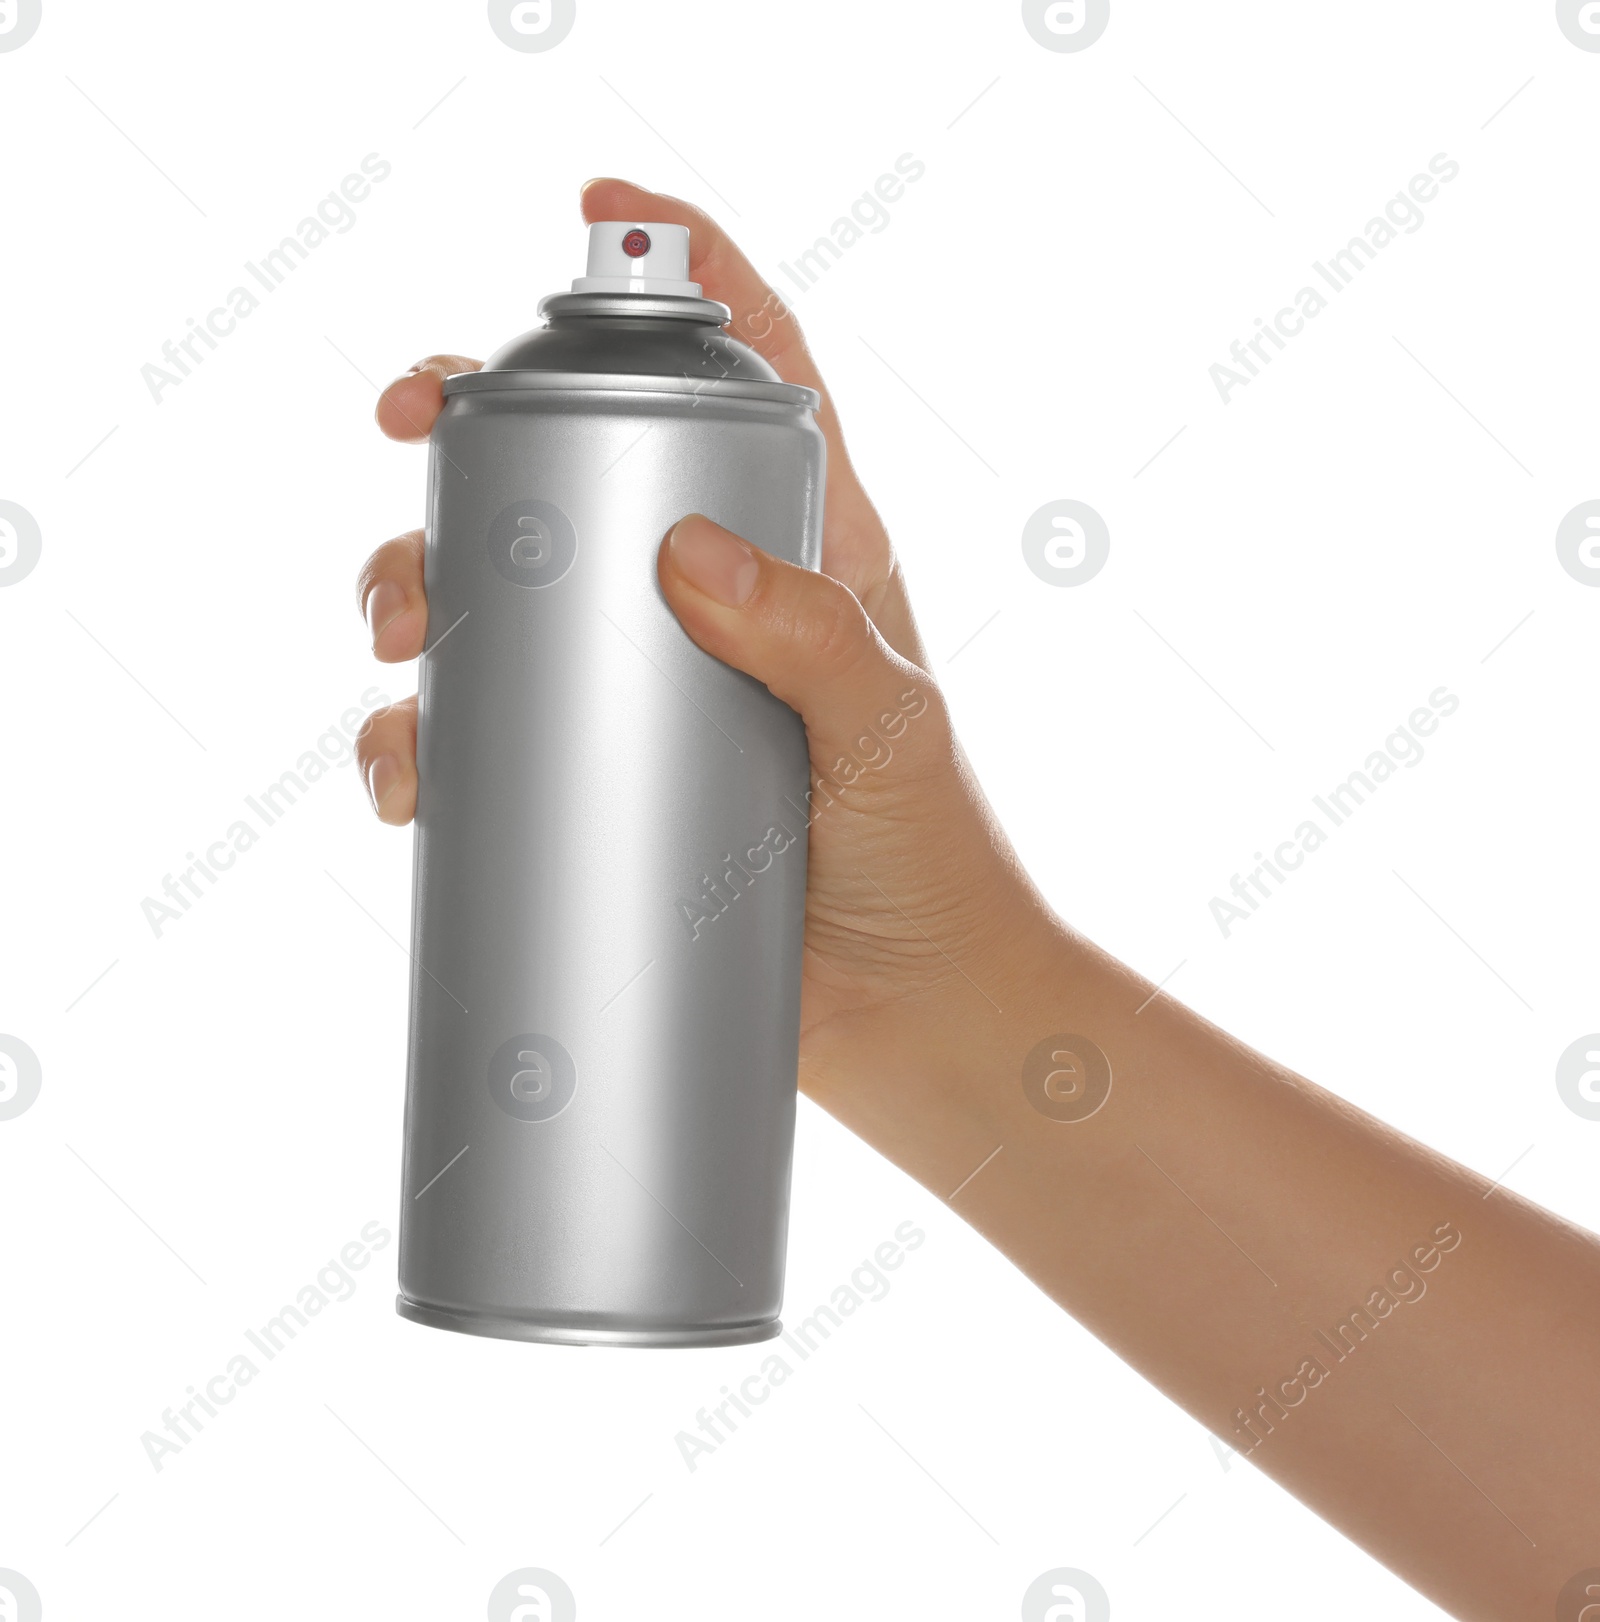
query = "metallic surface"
(450, 372, 814, 407)
(534, 290, 732, 325)
(397, 300, 824, 1346)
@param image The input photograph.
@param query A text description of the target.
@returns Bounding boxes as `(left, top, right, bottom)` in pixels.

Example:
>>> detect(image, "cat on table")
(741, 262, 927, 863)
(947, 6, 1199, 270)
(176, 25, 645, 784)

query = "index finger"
(579, 179, 890, 594)
(582, 179, 823, 395)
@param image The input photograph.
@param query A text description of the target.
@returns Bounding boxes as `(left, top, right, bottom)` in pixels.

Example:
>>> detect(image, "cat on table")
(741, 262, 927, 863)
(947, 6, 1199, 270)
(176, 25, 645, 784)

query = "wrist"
(802, 894, 1110, 1202)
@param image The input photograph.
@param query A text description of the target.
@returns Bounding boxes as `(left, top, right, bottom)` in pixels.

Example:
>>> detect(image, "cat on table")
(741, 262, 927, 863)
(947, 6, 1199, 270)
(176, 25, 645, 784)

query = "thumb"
(658, 515, 932, 755)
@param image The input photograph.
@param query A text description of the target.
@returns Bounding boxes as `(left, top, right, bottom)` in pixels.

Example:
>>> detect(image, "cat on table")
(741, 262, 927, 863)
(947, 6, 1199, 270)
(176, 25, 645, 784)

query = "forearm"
(806, 914, 1600, 1621)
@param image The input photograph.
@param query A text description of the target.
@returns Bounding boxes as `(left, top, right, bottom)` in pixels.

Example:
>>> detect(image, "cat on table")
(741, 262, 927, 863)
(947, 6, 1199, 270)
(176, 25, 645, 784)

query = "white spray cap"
(571, 221, 700, 297)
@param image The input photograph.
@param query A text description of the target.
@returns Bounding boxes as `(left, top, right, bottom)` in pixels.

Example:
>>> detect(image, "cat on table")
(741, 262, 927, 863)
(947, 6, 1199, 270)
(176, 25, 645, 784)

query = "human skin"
(354, 178, 1600, 1621)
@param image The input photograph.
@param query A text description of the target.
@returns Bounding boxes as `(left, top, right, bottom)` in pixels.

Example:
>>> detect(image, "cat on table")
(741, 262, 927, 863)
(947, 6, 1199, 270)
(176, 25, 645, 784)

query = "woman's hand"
(354, 177, 1070, 1136)
(355, 179, 1600, 1618)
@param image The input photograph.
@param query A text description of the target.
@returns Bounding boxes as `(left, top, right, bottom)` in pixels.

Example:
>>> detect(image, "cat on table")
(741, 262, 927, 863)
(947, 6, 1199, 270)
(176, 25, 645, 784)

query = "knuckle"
(413, 353, 480, 378)
(353, 700, 413, 766)
(797, 579, 873, 683)
(353, 711, 386, 769)
(356, 530, 424, 611)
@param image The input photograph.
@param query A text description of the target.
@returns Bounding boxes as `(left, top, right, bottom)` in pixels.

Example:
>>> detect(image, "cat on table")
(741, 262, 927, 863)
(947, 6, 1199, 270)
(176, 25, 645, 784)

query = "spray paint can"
(396, 222, 824, 1346)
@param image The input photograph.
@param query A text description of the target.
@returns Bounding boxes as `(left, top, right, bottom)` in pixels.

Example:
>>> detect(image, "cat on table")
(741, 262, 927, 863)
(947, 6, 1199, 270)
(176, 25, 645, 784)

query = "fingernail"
(367, 754, 400, 816)
(668, 518, 759, 607)
(366, 580, 407, 645)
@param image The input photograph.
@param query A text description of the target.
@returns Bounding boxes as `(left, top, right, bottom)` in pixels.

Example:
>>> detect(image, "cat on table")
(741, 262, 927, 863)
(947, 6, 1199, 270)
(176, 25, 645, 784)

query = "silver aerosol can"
(395, 222, 823, 1347)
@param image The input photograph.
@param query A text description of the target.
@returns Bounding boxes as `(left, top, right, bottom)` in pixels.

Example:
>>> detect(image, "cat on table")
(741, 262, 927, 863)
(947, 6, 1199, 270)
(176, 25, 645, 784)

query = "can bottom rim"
(395, 1294, 782, 1349)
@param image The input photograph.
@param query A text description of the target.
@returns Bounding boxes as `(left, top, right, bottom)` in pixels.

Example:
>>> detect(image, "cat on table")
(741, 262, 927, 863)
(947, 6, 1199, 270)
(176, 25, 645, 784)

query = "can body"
(396, 365, 824, 1346)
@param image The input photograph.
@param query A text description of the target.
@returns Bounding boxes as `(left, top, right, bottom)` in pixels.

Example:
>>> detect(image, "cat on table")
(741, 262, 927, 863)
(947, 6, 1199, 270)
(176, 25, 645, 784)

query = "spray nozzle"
(572, 221, 699, 297)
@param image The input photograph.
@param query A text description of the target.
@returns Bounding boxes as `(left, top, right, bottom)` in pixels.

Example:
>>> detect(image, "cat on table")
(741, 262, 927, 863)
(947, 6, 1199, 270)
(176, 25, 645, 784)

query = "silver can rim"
(396, 1294, 784, 1348)
(443, 370, 820, 409)
(536, 290, 732, 323)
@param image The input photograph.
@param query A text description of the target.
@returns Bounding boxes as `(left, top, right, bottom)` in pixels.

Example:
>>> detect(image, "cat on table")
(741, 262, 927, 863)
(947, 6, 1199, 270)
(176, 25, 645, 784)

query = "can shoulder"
(480, 294, 778, 386)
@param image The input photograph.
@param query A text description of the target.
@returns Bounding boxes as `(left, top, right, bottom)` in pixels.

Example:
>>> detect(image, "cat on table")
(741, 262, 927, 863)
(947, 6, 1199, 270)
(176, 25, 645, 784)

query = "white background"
(2, 2, 1597, 1617)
